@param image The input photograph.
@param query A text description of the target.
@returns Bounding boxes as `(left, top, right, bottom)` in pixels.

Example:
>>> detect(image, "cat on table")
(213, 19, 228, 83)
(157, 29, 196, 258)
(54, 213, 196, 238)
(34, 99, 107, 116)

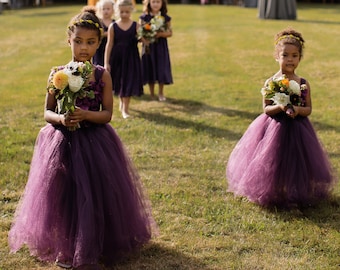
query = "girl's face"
(68, 27, 100, 62)
(150, 0, 162, 13)
(276, 44, 301, 74)
(101, 2, 114, 19)
(119, 5, 132, 20)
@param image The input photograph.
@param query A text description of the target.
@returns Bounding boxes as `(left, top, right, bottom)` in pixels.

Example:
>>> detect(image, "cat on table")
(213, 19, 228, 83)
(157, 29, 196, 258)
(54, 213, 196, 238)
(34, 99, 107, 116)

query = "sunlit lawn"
(0, 3, 340, 269)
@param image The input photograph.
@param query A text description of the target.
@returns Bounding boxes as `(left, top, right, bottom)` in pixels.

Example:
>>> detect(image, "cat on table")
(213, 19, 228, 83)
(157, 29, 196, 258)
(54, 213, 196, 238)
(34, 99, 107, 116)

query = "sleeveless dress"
(8, 66, 155, 268)
(93, 19, 115, 67)
(140, 13, 173, 85)
(108, 21, 143, 97)
(226, 78, 337, 208)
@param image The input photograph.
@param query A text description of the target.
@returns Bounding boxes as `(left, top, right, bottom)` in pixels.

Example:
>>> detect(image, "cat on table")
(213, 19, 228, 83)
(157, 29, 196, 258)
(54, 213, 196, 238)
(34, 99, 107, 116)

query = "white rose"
(154, 18, 164, 29)
(66, 61, 81, 72)
(289, 80, 301, 95)
(271, 93, 290, 106)
(68, 74, 84, 92)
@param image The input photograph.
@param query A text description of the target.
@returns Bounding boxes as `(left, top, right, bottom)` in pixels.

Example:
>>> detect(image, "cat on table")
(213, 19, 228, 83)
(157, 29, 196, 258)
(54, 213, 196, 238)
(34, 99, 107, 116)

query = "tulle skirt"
(226, 113, 337, 208)
(8, 123, 156, 267)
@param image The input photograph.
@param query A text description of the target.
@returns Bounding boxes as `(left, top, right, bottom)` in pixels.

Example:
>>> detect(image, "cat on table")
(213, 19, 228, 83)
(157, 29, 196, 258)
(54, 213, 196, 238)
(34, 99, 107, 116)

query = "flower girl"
(226, 28, 337, 209)
(139, 0, 173, 101)
(8, 6, 155, 269)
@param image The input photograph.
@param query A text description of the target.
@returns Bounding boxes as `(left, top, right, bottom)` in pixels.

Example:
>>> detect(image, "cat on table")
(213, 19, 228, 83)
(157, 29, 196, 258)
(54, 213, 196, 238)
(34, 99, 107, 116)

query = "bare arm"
(104, 23, 114, 72)
(156, 20, 172, 38)
(44, 92, 61, 124)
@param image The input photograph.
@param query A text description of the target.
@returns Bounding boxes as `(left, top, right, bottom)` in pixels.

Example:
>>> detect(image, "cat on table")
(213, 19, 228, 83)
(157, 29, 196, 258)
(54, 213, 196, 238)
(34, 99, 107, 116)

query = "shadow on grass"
(11, 243, 212, 270)
(137, 96, 340, 141)
(312, 120, 340, 133)
(134, 97, 260, 140)
(297, 19, 340, 25)
(134, 109, 242, 141)
(110, 242, 213, 270)
(271, 196, 340, 232)
(302, 196, 340, 231)
(141, 96, 260, 120)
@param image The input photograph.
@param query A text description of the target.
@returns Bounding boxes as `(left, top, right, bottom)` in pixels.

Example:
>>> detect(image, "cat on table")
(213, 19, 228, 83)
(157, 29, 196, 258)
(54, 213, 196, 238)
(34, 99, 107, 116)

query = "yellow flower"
(53, 70, 69, 90)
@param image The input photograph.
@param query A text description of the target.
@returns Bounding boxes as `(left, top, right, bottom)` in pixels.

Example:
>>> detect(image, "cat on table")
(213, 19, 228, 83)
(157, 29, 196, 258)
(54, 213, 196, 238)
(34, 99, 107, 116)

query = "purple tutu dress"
(226, 79, 336, 208)
(140, 14, 173, 85)
(8, 66, 155, 268)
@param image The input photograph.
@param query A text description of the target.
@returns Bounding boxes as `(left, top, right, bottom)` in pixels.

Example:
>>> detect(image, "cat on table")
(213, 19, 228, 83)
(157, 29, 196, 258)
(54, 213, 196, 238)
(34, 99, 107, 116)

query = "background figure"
(105, 0, 143, 119)
(226, 28, 336, 209)
(8, 6, 155, 270)
(93, 0, 115, 66)
(258, 0, 297, 20)
(139, 0, 173, 101)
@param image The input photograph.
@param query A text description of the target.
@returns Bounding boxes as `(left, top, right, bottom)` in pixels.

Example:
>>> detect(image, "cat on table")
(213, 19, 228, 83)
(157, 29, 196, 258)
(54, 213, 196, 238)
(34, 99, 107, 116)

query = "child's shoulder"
(94, 65, 106, 76)
(96, 65, 110, 80)
(139, 13, 150, 20)
(163, 14, 171, 21)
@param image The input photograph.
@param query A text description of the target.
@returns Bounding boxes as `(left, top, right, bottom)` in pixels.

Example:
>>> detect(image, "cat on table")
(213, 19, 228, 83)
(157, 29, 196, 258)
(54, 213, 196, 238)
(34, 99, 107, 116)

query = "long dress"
(93, 19, 115, 67)
(108, 21, 143, 97)
(8, 66, 155, 268)
(226, 79, 336, 208)
(140, 13, 173, 85)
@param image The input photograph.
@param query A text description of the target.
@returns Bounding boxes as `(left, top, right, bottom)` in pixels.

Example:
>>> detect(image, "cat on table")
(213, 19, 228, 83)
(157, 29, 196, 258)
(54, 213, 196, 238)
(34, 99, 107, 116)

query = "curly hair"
(274, 28, 305, 59)
(67, 6, 103, 40)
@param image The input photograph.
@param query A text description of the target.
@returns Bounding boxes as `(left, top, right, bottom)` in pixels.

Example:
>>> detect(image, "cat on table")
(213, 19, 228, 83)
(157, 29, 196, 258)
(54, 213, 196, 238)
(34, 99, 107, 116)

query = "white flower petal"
(271, 93, 290, 106)
(68, 75, 84, 92)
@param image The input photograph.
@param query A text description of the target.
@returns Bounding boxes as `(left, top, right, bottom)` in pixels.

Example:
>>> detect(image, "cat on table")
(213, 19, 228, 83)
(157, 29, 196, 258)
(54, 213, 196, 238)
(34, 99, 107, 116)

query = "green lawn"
(0, 3, 339, 269)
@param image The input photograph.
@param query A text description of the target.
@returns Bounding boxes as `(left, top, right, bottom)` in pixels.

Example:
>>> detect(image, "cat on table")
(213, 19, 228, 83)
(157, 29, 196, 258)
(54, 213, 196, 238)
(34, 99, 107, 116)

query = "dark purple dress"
(108, 21, 143, 97)
(140, 13, 173, 85)
(226, 79, 336, 208)
(8, 66, 155, 268)
(93, 19, 115, 67)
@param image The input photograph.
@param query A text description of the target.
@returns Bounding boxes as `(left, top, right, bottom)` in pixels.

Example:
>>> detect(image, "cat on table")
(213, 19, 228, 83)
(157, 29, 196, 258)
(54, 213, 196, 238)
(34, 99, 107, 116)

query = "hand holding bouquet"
(261, 75, 307, 116)
(47, 61, 94, 130)
(138, 15, 166, 53)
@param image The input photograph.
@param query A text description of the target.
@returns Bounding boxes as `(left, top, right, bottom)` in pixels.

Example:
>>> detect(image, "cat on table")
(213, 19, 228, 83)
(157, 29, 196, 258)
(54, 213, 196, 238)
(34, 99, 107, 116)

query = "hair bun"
(81, 5, 97, 16)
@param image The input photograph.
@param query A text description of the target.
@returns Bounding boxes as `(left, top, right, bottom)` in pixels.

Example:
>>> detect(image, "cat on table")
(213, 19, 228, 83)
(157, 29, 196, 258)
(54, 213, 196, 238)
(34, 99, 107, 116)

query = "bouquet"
(138, 15, 166, 53)
(261, 74, 307, 115)
(47, 61, 94, 130)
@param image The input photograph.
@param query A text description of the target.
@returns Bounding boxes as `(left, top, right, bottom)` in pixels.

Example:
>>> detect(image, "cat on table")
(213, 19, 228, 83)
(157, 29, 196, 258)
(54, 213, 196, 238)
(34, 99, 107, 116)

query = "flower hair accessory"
(275, 34, 304, 47)
(69, 19, 104, 35)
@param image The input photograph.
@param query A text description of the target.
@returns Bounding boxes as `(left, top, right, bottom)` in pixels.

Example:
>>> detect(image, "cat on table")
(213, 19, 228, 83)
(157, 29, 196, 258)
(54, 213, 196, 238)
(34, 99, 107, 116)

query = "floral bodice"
(75, 66, 105, 112)
(299, 78, 308, 107)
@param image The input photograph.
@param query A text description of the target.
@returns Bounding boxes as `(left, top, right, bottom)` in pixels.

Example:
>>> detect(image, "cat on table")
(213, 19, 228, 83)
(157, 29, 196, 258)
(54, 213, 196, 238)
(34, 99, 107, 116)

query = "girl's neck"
(73, 58, 92, 63)
(274, 70, 300, 82)
(102, 17, 113, 25)
(276, 71, 298, 80)
(151, 10, 161, 16)
(119, 17, 131, 23)
(103, 16, 112, 21)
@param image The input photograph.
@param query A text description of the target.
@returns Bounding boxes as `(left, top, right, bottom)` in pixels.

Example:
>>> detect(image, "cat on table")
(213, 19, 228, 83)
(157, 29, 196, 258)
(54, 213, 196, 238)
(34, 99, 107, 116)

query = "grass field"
(0, 3, 340, 269)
